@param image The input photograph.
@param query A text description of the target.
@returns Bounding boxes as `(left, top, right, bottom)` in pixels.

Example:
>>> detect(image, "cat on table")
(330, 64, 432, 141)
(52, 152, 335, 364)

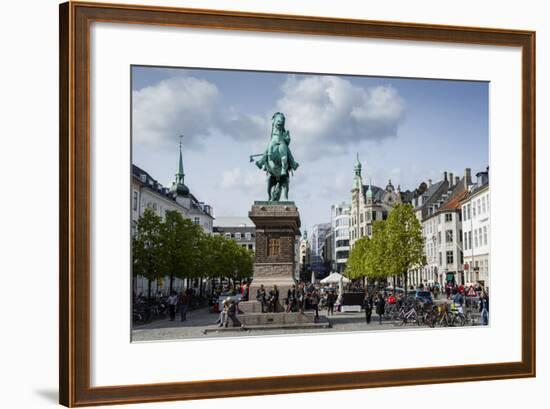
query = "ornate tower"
(352, 152, 363, 191)
(350, 153, 364, 248)
(366, 182, 374, 206)
(170, 136, 190, 209)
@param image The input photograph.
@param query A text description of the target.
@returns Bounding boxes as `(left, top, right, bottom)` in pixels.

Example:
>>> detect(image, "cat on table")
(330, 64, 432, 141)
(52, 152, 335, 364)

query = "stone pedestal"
(246, 201, 301, 312)
(238, 300, 264, 314)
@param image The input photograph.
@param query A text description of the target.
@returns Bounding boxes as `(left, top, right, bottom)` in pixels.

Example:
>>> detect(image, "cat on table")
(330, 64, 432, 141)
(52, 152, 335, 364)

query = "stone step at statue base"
(203, 314, 330, 333)
(238, 300, 264, 313)
(238, 311, 318, 327)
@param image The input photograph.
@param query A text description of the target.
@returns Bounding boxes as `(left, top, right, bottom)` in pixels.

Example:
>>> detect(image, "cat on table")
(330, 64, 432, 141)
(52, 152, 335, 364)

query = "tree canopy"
(132, 209, 254, 294)
(345, 203, 424, 289)
(132, 208, 163, 298)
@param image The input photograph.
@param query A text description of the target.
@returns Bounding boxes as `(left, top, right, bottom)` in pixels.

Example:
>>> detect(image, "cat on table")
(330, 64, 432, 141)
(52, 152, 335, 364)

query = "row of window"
(423, 212, 461, 236)
(335, 228, 349, 238)
(462, 194, 489, 221)
(434, 229, 463, 245)
(437, 250, 463, 266)
(463, 226, 489, 250)
(133, 192, 212, 231)
(335, 218, 350, 227)
(335, 239, 350, 248)
(351, 210, 388, 226)
(219, 232, 253, 241)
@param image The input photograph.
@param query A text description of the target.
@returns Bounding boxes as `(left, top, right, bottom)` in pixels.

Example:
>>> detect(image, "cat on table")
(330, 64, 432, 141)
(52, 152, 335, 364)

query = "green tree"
(233, 244, 254, 281)
(159, 210, 204, 292)
(346, 236, 369, 280)
(346, 221, 392, 286)
(364, 221, 392, 283)
(132, 208, 163, 299)
(384, 203, 425, 294)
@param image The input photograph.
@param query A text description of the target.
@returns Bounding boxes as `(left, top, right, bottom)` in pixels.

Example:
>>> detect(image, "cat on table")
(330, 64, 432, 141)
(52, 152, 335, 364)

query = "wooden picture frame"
(59, 1, 536, 407)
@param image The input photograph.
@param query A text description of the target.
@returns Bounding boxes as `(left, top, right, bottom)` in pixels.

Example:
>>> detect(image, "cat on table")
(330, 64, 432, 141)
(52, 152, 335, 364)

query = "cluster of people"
(362, 291, 386, 325)
(255, 283, 326, 322)
(166, 289, 193, 322)
(209, 278, 490, 328)
(255, 284, 281, 313)
(363, 281, 490, 326)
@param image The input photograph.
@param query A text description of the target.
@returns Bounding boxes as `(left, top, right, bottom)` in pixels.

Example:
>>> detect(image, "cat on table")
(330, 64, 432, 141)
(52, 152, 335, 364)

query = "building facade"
(132, 142, 214, 296)
(298, 230, 311, 281)
(212, 216, 255, 252)
(310, 222, 332, 279)
(330, 202, 351, 273)
(417, 176, 468, 286)
(460, 168, 490, 288)
(409, 168, 490, 287)
(350, 154, 414, 247)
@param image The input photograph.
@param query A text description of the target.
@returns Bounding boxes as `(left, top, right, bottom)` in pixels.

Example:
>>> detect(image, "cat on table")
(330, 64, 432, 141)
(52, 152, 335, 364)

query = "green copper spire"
(352, 153, 363, 190)
(366, 178, 374, 198)
(171, 135, 189, 197)
(354, 152, 362, 177)
(176, 135, 185, 184)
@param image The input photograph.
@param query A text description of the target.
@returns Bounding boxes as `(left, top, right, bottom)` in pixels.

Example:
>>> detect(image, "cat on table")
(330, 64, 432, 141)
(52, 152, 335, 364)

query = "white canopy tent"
(320, 272, 351, 285)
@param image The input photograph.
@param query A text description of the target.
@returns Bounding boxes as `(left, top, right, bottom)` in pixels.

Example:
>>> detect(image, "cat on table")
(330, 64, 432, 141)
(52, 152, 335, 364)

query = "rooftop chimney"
(464, 168, 472, 188)
(443, 171, 448, 182)
(455, 176, 460, 186)
(449, 172, 454, 187)
(428, 179, 432, 187)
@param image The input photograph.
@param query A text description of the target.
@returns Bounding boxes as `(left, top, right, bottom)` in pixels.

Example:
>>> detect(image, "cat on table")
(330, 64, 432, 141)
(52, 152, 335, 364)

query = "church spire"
(171, 135, 189, 197)
(352, 153, 363, 191)
(354, 152, 362, 177)
(176, 135, 185, 185)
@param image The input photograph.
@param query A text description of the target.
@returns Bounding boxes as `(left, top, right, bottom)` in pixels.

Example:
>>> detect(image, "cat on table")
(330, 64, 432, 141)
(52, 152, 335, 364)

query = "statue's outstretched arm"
(255, 150, 268, 170)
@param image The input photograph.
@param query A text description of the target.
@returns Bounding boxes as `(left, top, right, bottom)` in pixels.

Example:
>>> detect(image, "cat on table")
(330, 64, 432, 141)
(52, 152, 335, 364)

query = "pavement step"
(203, 321, 331, 333)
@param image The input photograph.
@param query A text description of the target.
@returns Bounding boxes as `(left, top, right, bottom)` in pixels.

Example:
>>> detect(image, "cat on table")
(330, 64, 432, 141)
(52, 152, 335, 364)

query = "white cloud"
(133, 76, 223, 151)
(133, 73, 405, 162)
(276, 75, 405, 159)
(220, 167, 265, 191)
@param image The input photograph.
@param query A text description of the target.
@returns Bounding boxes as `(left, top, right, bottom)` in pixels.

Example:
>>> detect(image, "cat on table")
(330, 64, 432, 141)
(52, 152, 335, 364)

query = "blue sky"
(132, 65, 488, 232)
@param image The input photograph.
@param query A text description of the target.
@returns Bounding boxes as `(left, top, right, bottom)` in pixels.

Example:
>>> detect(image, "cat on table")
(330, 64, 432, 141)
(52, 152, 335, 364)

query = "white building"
(411, 170, 472, 286)
(213, 216, 255, 252)
(132, 142, 214, 296)
(460, 168, 490, 288)
(310, 222, 332, 278)
(350, 154, 415, 248)
(299, 230, 311, 281)
(331, 202, 351, 273)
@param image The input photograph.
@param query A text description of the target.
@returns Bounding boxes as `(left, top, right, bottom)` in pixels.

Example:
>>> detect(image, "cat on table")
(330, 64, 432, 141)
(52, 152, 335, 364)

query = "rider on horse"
(252, 112, 299, 201)
(255, 112, 299, 176)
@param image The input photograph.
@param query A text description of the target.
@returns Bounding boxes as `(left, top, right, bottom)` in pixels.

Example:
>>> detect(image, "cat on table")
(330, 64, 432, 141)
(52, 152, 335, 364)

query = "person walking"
(363, 290, 373, 324)
(297, 283, 306, 313)
(310, 289, 320, 322)
(256, 284, 266, 313)
(286, 285, 297, 312)
(326, 290, 336, 316)
(167, 291, 178, 321)
(452, 288, 465, 314)
(480, 291, 489, 325)
(375, 293, 385, 325)
(271, 285, 279, 313)
(178, 290, 190, 322)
